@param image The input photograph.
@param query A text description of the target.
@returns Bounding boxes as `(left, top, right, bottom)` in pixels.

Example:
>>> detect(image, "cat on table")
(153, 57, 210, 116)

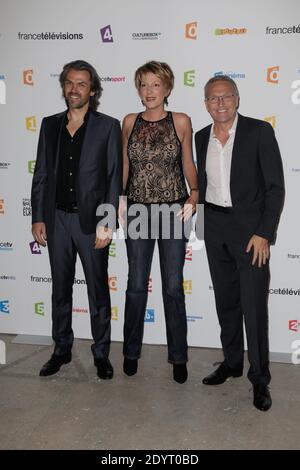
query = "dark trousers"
(124, 235, 188, 363)
(205, 211, 271, 385)
(48, 209, 111, 360)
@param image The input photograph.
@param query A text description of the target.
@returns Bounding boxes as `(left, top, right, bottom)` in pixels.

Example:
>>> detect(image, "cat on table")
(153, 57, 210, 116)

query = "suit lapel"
(230, 113, 246, 203)
(79, 110, 103, 169)
(53, 110, 67, 176)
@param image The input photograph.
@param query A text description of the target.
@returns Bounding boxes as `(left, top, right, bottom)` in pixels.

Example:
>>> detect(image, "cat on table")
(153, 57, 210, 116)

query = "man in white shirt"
(195, 75, 284, 411)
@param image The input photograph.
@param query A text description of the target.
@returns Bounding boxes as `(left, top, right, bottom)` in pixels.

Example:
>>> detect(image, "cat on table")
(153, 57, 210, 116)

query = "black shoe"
(123, 358, 138, 376)
(94, 358, 114, 380)
(253, 384, 272, 411)
(173, 363, 188, 384)
(202, 362, 243, 385)
(39, 352, 72, 377)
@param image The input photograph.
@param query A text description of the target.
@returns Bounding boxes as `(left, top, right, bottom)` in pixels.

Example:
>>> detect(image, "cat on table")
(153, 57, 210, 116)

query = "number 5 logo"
(100, 25, 113, 43)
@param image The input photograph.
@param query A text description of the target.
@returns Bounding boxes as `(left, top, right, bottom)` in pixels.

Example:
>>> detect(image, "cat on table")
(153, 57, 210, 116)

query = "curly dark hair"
(59, 60, 103, 111)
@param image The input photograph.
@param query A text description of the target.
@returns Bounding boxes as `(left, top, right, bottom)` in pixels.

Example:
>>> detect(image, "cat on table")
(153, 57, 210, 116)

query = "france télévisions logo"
(29, 240, 41, 254)
(144, 309, 155, 323)
(100, 25, 113, 43)
(0, 300, 10, 314)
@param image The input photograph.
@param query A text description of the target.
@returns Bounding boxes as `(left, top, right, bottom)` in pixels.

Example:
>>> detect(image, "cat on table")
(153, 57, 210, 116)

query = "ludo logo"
(100, 25, 113, 43)
(26, 116, 37, 131)
(267, 66, 279, 84)
(0, 75, 6, 104)
(185, 22, 197, 40)
(34, 302, 44, 316)
(183, 280, 192, 295)
(291, 79, 300, 104)
(184, 70, 195, 87)
(111, 306, 118, 321)
(23, 69, 34, 86)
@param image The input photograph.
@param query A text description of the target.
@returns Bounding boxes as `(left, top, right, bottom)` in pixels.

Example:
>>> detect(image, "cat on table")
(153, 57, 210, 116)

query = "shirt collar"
(210, 113, 238, 140)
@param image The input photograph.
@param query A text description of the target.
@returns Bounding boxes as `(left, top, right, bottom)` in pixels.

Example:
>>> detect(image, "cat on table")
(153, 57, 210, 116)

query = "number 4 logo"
(100, 25, 113, 43)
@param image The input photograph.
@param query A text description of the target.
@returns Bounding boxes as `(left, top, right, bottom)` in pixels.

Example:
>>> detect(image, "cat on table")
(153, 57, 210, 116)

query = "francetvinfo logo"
(267, 66, 279, 84)
(0, 75, 6, 104)
(23, 69, 34, 86)
(185, 22, 197, 39)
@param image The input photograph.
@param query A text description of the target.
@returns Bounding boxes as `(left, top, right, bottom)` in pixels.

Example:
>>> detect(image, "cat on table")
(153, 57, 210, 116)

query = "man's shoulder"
(238, 114, 272, 131)
(90, 110, 120, 126)
(195, 123, 212, 141)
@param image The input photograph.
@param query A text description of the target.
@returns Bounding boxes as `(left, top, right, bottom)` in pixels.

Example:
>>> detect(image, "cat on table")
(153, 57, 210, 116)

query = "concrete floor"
(0, 333, 299, 450)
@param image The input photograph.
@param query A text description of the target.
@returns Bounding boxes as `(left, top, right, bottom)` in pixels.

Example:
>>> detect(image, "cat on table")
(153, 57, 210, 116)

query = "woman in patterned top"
(120, 61, 198, 383)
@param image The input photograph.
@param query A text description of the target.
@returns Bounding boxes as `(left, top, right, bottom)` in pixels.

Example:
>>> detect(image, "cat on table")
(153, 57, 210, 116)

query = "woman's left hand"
(177, 195, 197, 221)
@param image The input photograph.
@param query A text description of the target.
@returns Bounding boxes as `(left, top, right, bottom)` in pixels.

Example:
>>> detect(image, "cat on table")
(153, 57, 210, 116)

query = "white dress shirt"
(205, 114, 238, 207)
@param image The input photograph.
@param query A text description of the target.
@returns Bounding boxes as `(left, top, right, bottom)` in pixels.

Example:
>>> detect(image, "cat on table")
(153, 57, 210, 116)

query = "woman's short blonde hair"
(134, 61, 174, 99)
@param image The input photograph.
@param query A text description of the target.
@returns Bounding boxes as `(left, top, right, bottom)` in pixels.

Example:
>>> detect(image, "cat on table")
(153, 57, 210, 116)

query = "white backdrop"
(0, 0, 299, 359)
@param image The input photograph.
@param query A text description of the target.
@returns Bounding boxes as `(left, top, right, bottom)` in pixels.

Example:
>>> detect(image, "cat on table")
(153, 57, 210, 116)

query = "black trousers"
(48, 209, 111, 360)
(205, 209, 271, 385)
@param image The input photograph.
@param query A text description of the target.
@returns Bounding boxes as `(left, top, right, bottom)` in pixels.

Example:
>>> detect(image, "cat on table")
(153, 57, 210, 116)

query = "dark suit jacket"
(31, 109, 122, 238)
(195, 113, 284, 243)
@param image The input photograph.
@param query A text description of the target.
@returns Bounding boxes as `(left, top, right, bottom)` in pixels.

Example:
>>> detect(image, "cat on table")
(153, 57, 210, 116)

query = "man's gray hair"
(204, 75, 239, 98)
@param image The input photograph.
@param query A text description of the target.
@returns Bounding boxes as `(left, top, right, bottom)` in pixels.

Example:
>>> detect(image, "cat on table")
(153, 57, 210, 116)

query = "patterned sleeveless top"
(126, 112, 188, 203)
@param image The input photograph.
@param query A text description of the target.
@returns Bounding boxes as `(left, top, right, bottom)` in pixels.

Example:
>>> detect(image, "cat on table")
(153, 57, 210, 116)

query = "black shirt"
(56, 110, 89, 209)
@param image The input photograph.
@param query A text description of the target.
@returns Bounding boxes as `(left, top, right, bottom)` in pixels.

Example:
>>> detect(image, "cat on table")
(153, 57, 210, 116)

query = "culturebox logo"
(23, 69, 34, 86)
(0, 198, 4, 215)
(289, 320, 300, 332)
(0, 300, 10, 314)
(26, 116, 37, 131)
(144, 308, 155, 323)
(267, 66, 279, 84)
(28, 160, 36, 174)
(34, 302, 44, 316)
(132, 32, 161, 40)
(100, 25, 113, 43)
(0, 241, 13, 251)
(264, 116, 276, 128)
(184, 70, 195, 87)
(29, 240, 41, 254)
(291, 79, 300, 104)
(0, 75, 6, 104)
(0, 162, 11, 170)
(185, 22, 197, 40)
(0, 275, 16, 281)
(215, 27, 247, 35)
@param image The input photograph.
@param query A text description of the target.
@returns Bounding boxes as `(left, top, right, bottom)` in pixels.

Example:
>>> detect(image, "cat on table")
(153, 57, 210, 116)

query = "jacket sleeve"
(97, 118, 122, 230)
(31, 118, 47, 224)
(255, 122, 285, 241)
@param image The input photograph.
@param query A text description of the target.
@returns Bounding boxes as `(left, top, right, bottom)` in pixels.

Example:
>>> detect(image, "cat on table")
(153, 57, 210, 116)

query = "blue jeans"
(123, 202, 189, 363)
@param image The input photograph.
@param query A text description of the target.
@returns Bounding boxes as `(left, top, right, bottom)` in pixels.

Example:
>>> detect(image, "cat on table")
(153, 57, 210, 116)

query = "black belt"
(56, 203, 78, 213)
(205, 202, 233, 214)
